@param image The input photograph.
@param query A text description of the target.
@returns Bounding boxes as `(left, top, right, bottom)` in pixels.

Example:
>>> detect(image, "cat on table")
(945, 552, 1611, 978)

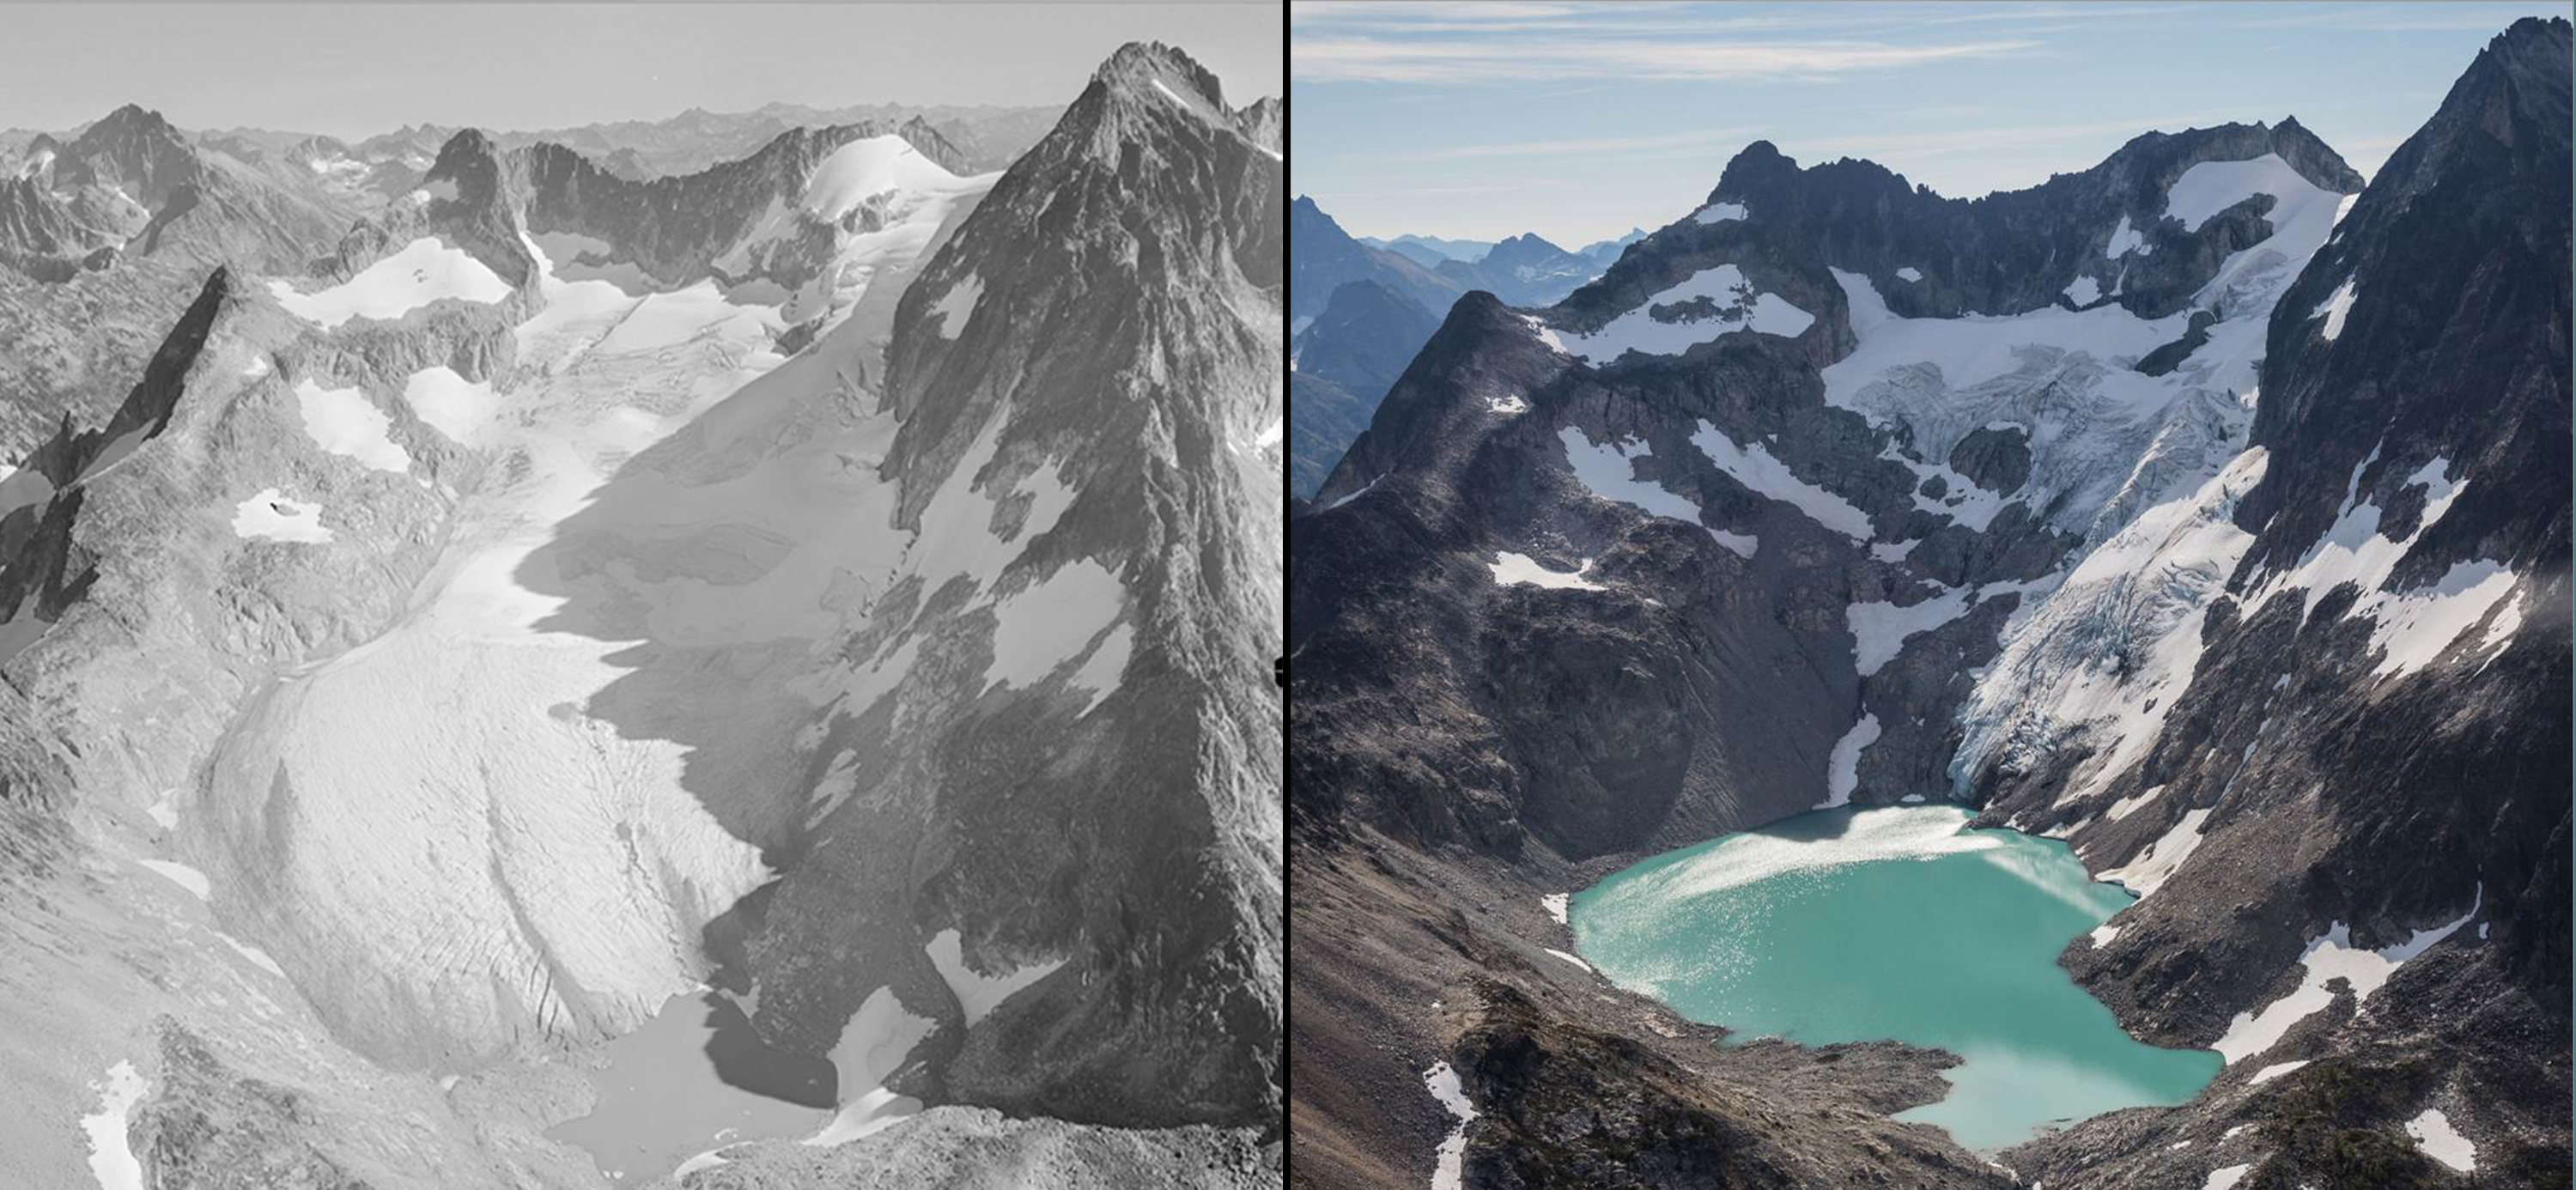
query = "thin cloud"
(1415, 127, 1758, 161)
(1304, 178, 1581, 200)
(2224, 3, 2553, 32)
(1790, 109, 2254, 161)
(1294, 36, 2040, 84)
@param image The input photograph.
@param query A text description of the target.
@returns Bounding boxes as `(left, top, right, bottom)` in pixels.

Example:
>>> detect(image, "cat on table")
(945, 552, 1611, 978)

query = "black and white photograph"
(0, 2, 1282, 1186)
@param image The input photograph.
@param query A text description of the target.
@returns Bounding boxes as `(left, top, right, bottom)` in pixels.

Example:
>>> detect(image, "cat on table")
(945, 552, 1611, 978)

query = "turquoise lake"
(1568, 804, 2220, 1151)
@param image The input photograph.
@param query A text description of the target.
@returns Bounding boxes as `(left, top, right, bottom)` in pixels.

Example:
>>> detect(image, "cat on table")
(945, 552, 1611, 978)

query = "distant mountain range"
(2, 99, 1060, 184)
(1362, 227, 1645, 269)
(1290, 198, 1629, 496)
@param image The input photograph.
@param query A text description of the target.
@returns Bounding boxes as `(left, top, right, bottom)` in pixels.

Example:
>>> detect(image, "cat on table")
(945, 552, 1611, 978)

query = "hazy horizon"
(0, 2, 1281, 142)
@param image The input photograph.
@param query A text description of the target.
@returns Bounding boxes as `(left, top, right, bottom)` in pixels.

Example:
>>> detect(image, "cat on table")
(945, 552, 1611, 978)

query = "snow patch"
(2404, 1108, 2476, 1173)
(2212, 889, 2480, 1063)
(295, 379, 411, 472)
(1066, 624, 1134, 719)
(1709, 529, 1758, 557)
(1822, 713, 1881, 807)
(2088, 923, 2121, 948)
(1491, 551, 1602, 591)
(930, 272, 983, 339)
(1544, 948, 1594, 972)
(804, 986, 935, 1146)
(2097, 807, 2211, 900)
(402, 367, 501, 445)
(2249, 1059, 2307, 1084)
(138, 859, 210, 901)
(2105, 215, 2146, 258)
(1321, 475, 1380, 512)
(1847, 587, 1974, 676)
(0, 463, 53, 523)
(1541, 893, 1569, 925)
(2202, 1163, 2251, 1190)
(1895, 266, 1923, 282)
(982, 558, 1126, 695)
(1689, 421, 1872, 538)
(1693, 202, 1747, 224)
(2063, 276, 2101, 307)
(2248, 455, 2507, 677)
(925, 928, 1064, 1028)
(1425, 1062, 1478, 1190)
(2311, 278, 2357, 340)
(82, 1060, 148, 1190)
(1558, 426, 1704, 525)
(1553, 264, 1813, 364)
(2105, 784, 2166, 823)
(231, 488, 331, 543)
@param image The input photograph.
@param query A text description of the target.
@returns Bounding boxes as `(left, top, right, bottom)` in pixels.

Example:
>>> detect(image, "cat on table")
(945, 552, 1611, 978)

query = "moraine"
(1568, 804, 2219, 1151)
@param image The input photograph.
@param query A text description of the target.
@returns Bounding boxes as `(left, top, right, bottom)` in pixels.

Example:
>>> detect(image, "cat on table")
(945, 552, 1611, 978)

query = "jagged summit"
(1094, 39, 1229, 110)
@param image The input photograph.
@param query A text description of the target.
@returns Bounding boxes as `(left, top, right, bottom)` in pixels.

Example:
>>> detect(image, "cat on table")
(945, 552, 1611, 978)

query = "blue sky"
(1292, 1, 2567, 246)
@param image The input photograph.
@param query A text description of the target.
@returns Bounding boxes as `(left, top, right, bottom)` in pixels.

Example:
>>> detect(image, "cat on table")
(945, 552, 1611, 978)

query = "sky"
(1292, 1, 2568, 247)
(0, 2, 1280, 139)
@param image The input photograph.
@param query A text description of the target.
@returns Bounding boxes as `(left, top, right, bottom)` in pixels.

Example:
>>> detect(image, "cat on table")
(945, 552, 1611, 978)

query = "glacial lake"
(544, 991, 836, 1180)
(1568, 804, 2219, 1151)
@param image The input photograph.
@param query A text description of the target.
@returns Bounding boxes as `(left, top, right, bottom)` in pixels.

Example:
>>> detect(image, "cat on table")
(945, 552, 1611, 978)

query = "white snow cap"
(801, 135, 962, 221)
(2163, 154, 2319, 233)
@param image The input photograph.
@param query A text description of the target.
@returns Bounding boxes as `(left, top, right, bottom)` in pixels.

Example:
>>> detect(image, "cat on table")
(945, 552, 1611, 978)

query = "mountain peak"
(73, 103, 187, 154)
(94, 103, 173, 132)
(1093, 40, 1228, 111)
(1711, 139, 1797, 203)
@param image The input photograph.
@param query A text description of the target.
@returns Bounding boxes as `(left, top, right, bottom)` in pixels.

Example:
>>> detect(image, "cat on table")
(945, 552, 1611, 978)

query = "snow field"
(295, 379, 410, 471)
(268, 237, 511, 328)
(1552, 264, 1812, 364)
(401, 367, 501, 445)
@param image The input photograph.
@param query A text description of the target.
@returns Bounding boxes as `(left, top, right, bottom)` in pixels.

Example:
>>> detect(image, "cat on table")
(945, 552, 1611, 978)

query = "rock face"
(1287, 17, 2565, 1190)
(0, 38, 1276, 1190)
(1976, 17, 2573, 1188)
(728, 38, 1282, 1129)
